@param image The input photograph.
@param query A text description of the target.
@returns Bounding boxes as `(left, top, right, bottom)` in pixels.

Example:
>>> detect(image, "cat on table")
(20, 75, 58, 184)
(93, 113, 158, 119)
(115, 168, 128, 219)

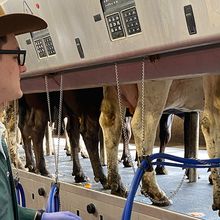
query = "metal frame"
(14, 169, 199, 220)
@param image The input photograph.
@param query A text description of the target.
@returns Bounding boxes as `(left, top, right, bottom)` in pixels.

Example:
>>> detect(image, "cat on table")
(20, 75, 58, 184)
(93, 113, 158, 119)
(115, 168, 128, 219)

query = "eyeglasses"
(0, 49, 26, 66)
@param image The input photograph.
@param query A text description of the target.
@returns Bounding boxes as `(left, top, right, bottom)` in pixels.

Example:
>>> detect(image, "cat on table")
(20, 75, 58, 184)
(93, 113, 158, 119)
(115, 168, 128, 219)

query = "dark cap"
(0, 11, 47, 37)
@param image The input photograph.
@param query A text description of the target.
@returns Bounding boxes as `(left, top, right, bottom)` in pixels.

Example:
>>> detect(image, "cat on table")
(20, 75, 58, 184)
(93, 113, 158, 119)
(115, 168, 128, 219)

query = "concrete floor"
(18, 139, 219, 220)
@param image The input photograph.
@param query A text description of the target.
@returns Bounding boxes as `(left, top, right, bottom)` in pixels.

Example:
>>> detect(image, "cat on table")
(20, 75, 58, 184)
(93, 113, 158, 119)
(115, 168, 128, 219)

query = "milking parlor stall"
(3, 0, 220, 219)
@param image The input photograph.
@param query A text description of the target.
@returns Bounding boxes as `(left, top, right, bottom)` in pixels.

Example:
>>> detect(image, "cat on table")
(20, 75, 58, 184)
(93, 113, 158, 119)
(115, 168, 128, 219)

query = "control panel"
(31, 29, 56, 59)
(101, 0, 142, 40)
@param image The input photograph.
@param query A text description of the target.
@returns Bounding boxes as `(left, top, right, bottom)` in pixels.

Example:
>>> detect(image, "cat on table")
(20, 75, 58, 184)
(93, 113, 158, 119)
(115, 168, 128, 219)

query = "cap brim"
(0, 13, 47, 37)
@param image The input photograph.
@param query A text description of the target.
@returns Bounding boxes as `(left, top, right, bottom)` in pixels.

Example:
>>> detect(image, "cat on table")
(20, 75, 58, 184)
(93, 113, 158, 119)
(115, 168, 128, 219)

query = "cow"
(99, 75, 220, 212)
(1, 101, 24, 169)
(19, 89, 109, 189)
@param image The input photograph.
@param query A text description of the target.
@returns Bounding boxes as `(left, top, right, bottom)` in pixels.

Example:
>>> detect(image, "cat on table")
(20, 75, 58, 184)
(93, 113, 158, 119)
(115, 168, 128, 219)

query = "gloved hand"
(42, 211, 82, 220)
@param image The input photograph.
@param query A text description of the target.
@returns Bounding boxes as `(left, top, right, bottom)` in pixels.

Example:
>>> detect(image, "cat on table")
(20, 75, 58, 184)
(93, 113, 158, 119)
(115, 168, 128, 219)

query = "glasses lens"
(18, 52, 25, 66)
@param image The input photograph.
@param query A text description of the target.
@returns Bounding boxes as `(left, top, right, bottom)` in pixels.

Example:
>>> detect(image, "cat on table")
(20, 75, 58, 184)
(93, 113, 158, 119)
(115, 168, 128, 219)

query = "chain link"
(44, 75, 63, 183)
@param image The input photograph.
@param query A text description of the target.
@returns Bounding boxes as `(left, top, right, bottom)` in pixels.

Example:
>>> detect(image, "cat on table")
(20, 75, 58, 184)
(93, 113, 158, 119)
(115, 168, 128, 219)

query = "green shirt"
(0, 139, 37, 220)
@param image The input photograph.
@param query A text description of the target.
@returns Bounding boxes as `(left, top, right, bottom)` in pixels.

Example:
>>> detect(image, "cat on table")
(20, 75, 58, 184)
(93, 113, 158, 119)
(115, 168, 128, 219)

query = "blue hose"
(121, 153, 220, 220)
(121, 159, 148, 219)
(46, 183, 60, 212)
(15, 181, 26, 207)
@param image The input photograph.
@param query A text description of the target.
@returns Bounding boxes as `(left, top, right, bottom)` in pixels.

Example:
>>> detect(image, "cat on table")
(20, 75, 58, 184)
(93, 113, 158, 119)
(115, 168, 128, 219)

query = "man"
(0, 11, 81, 220)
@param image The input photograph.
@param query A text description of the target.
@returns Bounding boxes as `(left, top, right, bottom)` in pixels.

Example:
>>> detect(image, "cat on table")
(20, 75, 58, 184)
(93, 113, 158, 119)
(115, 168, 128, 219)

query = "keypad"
(34, 35, 56, 58)
(106, 12, 125, 40)
(122, 7, 141, 35)
(34, 39, 47, 58)
(43, 36, 56, 56)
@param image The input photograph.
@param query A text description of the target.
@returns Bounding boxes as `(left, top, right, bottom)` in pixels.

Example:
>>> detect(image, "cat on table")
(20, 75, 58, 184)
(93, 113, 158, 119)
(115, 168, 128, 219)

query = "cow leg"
(21, 133, 35, 172)
(155, 113, 174, 175)
(79, 135, 88, 159)
(66, 115, 88, 183)
(184, 112, 199, 182)
(121, 116, 133, 167)
(100, 86, 127, 197)
(80, 116, 109, 189)
(131, 80, 172, 206)
(18, 106, 36, 172)
(99, 128, 107, 166)
(31, 109, 50, 176)
(63, 117, 71, 156)
(202, 75, 220, 215)
(44, 123, 54, 156)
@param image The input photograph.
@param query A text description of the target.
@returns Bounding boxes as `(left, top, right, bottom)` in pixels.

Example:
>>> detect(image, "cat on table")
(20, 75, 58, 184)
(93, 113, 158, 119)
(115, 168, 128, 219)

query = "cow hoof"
(75, 175, 89, 183)
(141, 190, 172, 207)
(111, 183, 128, 198)
(212, 205, 220, 217)
(81, 151, 88, 159)
(209, 174, 213, 185)
(212, 204, 219, 211)
(65, 152, 71, 156)
(40, 169, 51, 177)
(94, 176, 110, 189)
(123, 159, 133, 168)
(152, 197, 172, 207)
(100, 178, 110, 190)
(26, 165, 36, 173)
(102, 181, 110, 190)
(155, 166, 168, 175)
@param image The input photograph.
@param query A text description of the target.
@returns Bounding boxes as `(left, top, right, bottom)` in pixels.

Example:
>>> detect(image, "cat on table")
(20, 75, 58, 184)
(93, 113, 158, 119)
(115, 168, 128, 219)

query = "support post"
(184, 112, 199, 182)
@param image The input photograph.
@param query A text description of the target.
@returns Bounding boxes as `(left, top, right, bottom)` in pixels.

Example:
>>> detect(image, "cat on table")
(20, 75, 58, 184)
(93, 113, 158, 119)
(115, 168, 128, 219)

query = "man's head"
(0, 10, 47, 104)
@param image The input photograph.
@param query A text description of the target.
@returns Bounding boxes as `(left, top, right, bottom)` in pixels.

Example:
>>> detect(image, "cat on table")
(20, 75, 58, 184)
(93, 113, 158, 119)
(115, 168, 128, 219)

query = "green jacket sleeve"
(18, 206, 37, 220)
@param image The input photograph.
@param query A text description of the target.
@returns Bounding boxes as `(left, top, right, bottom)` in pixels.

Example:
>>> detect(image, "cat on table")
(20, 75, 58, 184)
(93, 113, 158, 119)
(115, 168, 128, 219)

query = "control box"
(101, 0, 142, 40)
(2, 0, 220, 87)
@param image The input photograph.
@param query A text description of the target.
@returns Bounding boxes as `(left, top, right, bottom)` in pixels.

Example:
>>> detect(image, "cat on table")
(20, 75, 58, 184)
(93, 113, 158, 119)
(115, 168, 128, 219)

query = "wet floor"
(18, 139, 218, 220)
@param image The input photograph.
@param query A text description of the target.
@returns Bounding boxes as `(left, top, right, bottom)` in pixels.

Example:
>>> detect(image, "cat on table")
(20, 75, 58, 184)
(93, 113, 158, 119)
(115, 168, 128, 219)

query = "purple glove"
(42, 211, 82, 220)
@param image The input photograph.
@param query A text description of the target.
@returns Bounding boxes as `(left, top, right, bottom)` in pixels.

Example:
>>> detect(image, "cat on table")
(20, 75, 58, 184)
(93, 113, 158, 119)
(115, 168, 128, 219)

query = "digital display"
(101, 0, 120, 12)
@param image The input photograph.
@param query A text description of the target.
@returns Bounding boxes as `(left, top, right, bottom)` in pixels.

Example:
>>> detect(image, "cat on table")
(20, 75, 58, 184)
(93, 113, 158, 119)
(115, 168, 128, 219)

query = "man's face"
(0, 34, 26, 104)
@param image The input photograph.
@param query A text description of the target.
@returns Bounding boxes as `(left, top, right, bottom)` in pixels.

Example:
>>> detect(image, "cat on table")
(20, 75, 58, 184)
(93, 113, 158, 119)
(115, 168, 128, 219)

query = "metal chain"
(56, 75, 63, 182)
(115, 63, 136, 174)
(44, 75, 63, 183)
(140, 60, 145, 151)
(13, 99, 19, 180)
(115, 59, 186, 204)
(141, 170, 187, 204)
(45, 76, 53, 127)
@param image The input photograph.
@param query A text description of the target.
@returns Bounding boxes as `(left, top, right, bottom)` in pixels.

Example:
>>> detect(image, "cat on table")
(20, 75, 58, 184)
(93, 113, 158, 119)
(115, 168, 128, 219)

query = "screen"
(101, 0, 120, 12)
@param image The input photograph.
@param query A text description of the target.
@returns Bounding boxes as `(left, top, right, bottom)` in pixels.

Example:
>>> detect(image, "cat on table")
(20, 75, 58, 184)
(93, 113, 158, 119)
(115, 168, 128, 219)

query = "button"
(6, 171, 10, 177)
